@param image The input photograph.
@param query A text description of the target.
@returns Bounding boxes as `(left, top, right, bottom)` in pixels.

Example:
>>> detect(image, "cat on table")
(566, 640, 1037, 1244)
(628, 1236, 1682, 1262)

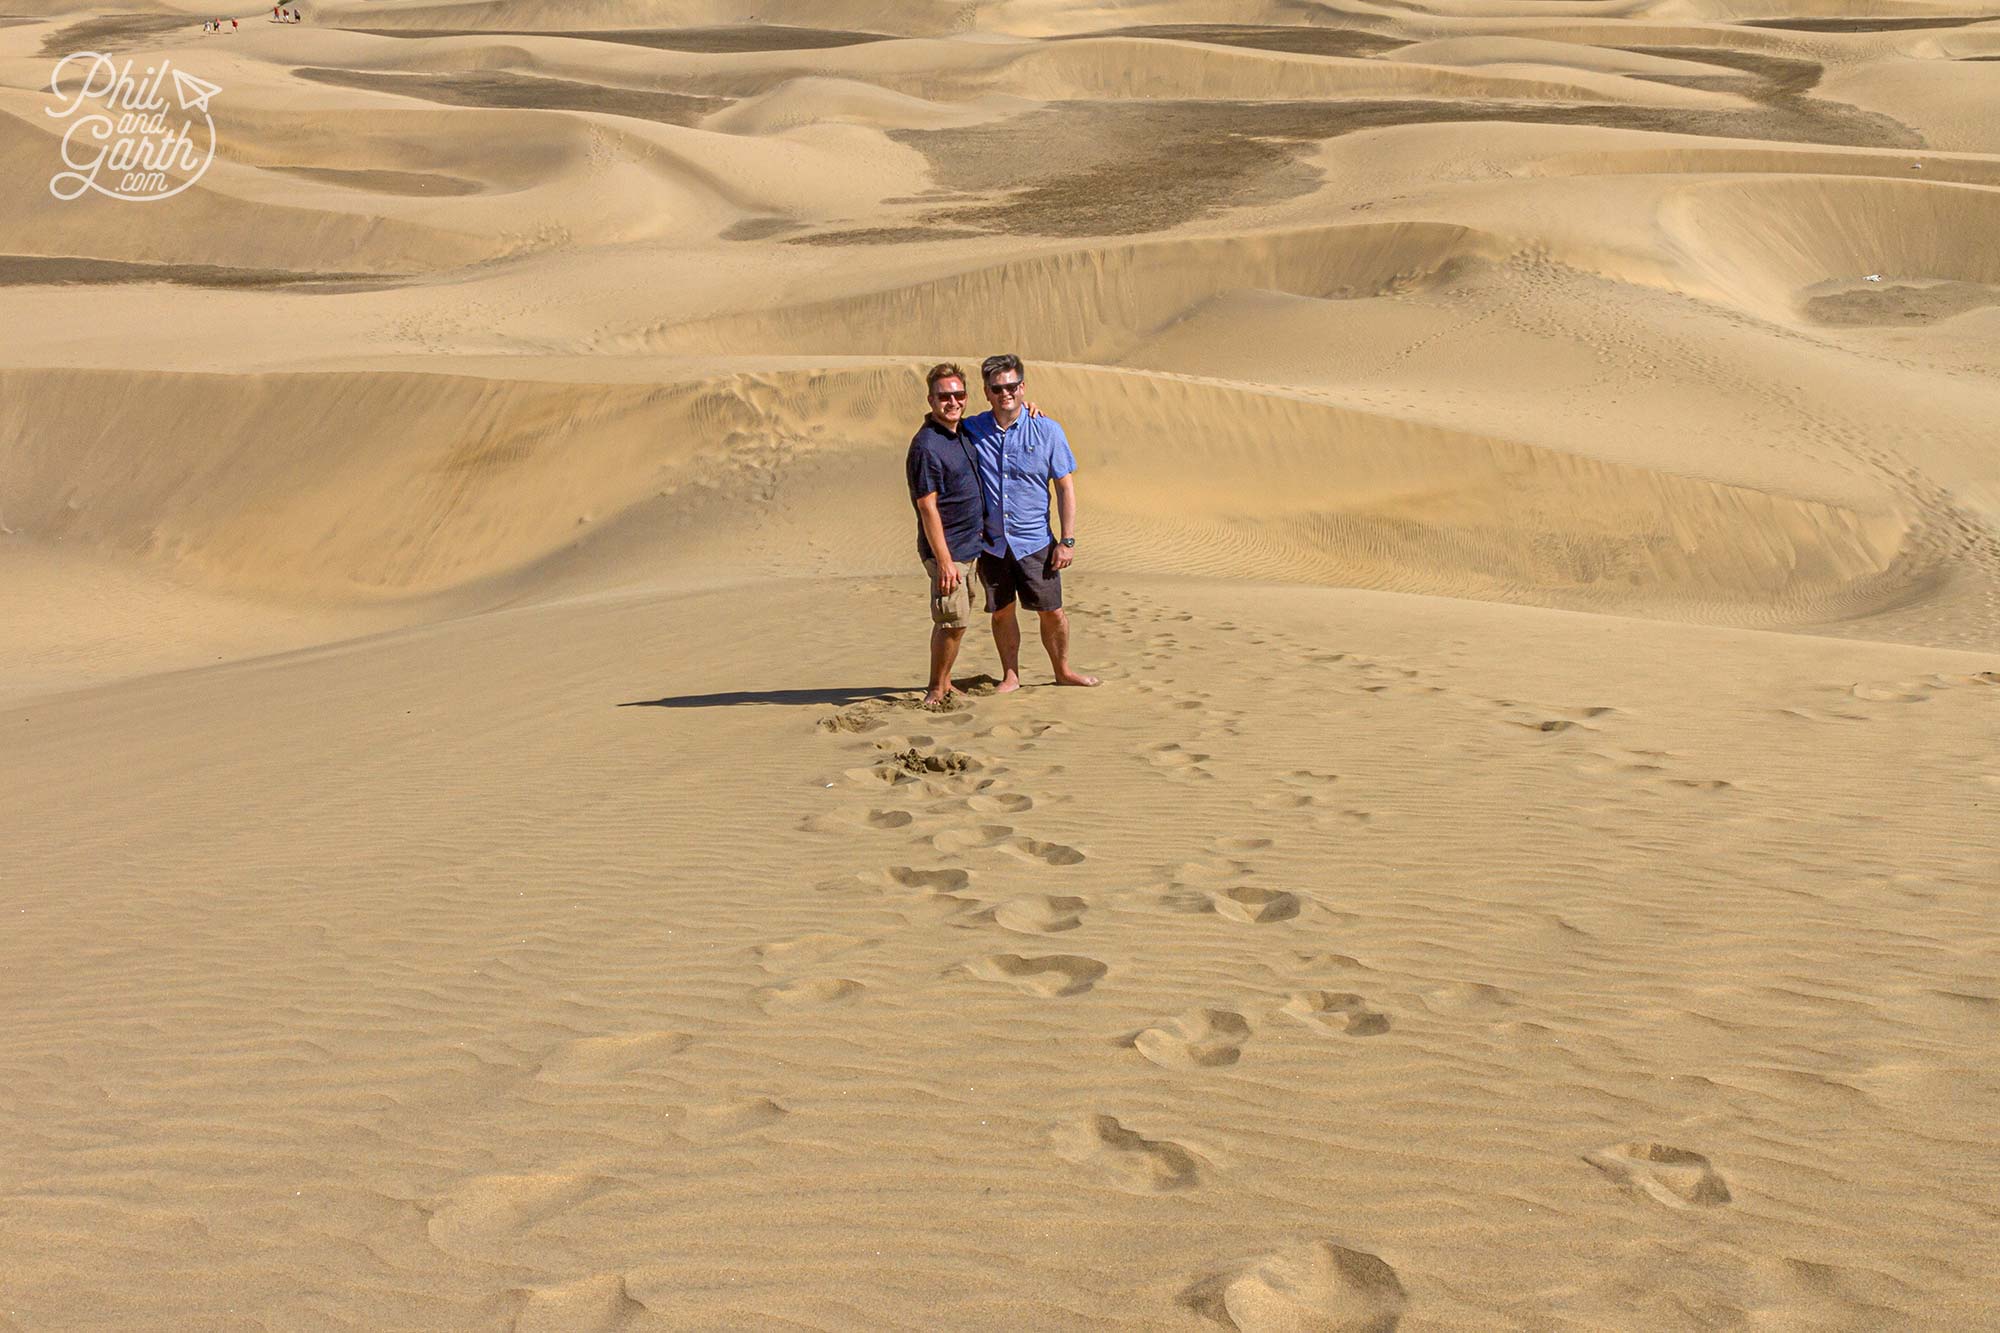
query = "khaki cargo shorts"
(923, 557, 977, 630)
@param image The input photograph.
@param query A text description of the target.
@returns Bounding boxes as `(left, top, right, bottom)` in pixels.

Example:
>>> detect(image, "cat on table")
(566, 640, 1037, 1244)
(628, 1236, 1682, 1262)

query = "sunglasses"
(932, 389, 967, 400)
(986, 379, 1025, 395)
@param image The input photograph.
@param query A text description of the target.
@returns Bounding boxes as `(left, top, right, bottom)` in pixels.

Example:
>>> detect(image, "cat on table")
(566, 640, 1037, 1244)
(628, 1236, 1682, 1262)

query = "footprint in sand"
(1850, 671, 1998, 704)
(508, 1264, 648, 1328)
(874, 865, 980, 916)
(754, 977, 865, 1013)
(1123, 1008, 1252, 1068)
(1158, 884, 1221, 915)
(671, 1096, 790, 1142)
(1584, 1141, 1732, 1209)
(1773, 703, 1870, 724)
(1850, 682, 1929, 703)
(1495, 703, 1615, 734)
(1278, 770, 1340, 789)
(1417, 981, 1518, 1018)
(1142, 742, 1212, 779)
(1211, 886, 1302, 924)
(835, 763, 917, 790)
(752, 933, 877, 973)
(817, 705, 890, 734)
(819, 864, 962, 898)
(536, 1031, 693, 1084)
(799, 808, 915, 834)
(884, 865, 972, 893)
(1149, 858, 1241, 907)
(979, 894, 1089, 935)
(1256, 791, 1325, 812)
(1004, 835, 1087, 866)
(958, 952, 1107, 997)
(1050, 1114, 1201, 1193)
(965, 792, 1034, 814)
(1182, 1240, 1407, 1333)
(1283, 991, 1390, 1037)
(427, 1171, 614, 1260)
(981, 719, 1069, 741)
(508, 1273, 650, 1333)
(931, 823, 1015, 853)
(1575, 749, 1734, 792)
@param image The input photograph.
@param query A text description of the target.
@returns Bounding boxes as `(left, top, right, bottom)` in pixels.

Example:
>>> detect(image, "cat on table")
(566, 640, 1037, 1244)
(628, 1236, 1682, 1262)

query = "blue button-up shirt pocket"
(1004, 440, 1049, 485)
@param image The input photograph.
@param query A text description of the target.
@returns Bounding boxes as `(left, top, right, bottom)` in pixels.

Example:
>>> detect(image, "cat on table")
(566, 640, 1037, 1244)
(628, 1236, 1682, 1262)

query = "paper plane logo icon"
(171, 68, 221, 112)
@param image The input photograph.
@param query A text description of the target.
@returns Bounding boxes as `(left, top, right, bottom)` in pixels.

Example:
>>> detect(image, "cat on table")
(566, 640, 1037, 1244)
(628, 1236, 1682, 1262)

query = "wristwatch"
(1060, 537, 1076, 548)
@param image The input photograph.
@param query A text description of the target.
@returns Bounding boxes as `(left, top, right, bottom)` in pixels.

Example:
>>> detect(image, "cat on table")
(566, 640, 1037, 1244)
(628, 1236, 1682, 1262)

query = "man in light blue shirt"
(964, 353, 1099, 692)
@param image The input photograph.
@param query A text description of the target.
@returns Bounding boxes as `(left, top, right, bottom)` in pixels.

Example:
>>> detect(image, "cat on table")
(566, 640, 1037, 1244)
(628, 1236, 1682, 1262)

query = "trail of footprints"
(1149, 616, 1765, 804)
(505, 616, 1761, 1320)
(805, 701, 1111, 1004)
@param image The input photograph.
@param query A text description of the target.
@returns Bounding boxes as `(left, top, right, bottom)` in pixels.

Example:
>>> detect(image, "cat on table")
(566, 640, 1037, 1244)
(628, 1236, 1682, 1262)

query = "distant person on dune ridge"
(906, 363, 983, 707)
(965, 353, 1098, 692)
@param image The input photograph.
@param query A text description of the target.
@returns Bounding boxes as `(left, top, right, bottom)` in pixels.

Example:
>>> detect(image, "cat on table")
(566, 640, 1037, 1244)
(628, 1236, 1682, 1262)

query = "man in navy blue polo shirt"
(965, 353, 1099, 692)
(906, 362, 985, 706)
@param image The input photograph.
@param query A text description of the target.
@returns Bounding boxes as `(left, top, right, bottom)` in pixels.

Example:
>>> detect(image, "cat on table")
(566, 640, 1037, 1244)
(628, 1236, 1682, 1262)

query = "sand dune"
(3, 0, 1997, 1327)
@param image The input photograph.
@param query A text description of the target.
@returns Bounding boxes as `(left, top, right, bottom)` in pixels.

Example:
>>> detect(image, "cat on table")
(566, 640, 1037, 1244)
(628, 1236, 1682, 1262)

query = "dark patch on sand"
(787, 226, 989, 246)
(1805, 279, 2000, 326)
(1615, 45, 1915, 145)
(39, 13, 189, 56)
(343, 24, 890, 52)
(898, 94, 1921, 237)
(266, 165, 483, 195)
(0, 255, 403, 291)
(1624, 45, 1920, 150)
(292, 67, 727, 125)
(722, 217, 807, 241)
(1741, 14, 1994, 30)
(1058, 24, 1405, 58)
(1620, 46, 1824, 97)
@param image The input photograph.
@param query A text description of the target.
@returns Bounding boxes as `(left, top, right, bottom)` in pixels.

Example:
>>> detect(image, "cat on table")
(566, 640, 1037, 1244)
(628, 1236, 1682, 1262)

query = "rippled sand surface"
(3, 0, 1998, 1327)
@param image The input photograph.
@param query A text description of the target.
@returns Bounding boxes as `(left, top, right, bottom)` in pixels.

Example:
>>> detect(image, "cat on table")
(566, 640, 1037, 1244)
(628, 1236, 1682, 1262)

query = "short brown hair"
(981, 353, 1023, 386)
(926, 362, 966, 394)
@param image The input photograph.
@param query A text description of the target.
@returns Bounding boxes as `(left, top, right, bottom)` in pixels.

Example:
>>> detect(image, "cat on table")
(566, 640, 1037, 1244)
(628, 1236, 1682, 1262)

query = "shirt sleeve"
(1043, 421, 1077, 480)
(908, 442, 944, 501)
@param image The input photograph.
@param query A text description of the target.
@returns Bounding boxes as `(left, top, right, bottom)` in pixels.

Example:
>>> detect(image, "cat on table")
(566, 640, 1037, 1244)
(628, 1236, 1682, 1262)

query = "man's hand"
(1025, 400, 1043, 418)
(1050, 543, 1073, 572)
(936, 561, 962, 595)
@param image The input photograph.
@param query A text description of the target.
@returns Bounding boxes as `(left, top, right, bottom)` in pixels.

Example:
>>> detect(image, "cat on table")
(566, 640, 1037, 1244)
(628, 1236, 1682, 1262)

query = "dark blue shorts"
(979, 544, 1062, 613)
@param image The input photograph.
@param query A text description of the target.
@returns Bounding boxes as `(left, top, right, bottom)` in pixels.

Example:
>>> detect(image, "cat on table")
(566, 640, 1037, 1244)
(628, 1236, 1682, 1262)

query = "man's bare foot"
(995, 673, 1023, 694)
(1054, 671, 1100, 687)
(921, 686, 960, 708)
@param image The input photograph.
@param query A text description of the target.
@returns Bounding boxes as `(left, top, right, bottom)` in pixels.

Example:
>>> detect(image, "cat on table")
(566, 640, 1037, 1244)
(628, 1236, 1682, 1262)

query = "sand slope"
(2, 0, 1998, 1327)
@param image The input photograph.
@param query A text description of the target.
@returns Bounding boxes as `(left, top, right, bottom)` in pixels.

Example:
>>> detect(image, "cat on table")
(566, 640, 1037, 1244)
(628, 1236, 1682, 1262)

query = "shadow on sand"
(621, 685, 906, 709)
